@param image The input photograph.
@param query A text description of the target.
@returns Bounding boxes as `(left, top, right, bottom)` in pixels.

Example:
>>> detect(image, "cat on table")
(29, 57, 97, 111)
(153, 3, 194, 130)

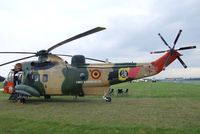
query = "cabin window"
(33, 74, 40, 82)
(42, 74, 48, 82)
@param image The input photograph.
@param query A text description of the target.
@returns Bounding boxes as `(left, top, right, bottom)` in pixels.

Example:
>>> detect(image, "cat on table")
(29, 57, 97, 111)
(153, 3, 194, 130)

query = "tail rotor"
(151, 29, 196, 69)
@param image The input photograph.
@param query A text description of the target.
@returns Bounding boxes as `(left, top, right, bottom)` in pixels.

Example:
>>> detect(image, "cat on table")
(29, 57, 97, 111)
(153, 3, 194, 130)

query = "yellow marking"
(118, 68, 130, 81)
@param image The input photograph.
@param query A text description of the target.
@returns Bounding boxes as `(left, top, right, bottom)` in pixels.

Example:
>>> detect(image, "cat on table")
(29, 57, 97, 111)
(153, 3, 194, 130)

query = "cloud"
(0, 0, 199, 78)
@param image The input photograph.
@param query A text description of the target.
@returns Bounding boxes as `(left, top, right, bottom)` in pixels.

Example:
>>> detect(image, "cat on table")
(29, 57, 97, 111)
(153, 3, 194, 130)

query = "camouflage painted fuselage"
(4, 51, 180, 97)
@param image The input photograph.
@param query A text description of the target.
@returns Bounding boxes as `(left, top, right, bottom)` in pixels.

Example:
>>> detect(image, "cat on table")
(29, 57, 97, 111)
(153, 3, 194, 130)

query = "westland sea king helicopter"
(0, 27, 196, 103)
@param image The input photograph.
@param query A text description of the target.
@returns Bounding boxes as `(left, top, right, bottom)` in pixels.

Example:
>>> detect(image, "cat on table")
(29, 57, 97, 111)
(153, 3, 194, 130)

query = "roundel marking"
(119, 70, 128, 78)
(91, 69, 101, 79)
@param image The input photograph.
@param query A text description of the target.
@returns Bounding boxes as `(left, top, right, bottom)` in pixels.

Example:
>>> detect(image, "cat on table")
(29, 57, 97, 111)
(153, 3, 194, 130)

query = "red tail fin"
(151, 51, 181, 73)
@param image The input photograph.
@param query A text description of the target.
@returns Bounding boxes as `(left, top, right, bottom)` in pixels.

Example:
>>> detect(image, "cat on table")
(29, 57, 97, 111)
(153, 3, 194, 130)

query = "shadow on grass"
(1, 92, 113, 105)
(23, 96, 106, 105)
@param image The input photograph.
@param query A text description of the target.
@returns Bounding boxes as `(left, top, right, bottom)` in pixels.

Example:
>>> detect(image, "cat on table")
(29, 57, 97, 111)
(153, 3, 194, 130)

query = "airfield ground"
(0, 82, 200, 134)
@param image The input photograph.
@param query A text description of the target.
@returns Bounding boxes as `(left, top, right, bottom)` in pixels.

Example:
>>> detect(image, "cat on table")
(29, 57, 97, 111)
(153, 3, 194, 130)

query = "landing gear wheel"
(9, 93, 17, 100)
(22, 98, 26, 103)
(16, 97, 26, 104)
(106, 97, 112, 102)
(10, 93, 27, 104)
(19, 98, 26, 103)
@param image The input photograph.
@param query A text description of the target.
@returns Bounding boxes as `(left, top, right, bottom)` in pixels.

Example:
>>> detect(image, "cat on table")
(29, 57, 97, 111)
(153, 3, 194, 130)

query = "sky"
(0, 0, 200, 78)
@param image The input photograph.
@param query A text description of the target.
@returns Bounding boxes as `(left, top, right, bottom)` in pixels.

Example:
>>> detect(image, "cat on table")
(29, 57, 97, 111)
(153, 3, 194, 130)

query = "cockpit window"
(7, 71, 14, 82)
(16, 71, 23, 84)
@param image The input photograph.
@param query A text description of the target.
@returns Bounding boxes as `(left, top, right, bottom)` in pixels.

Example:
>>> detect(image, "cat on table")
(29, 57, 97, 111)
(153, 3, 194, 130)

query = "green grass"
(1, 82, 200, 134)
(0, 82, 2, 88)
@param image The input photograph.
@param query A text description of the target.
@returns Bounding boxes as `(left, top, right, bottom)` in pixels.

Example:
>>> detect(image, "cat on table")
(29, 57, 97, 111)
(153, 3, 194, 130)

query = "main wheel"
(106, 97, 112, 102)
(20, 98, 26, 103)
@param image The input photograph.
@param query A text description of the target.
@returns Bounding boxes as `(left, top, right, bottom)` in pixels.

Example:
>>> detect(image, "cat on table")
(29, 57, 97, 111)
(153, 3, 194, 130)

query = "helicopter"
(0, 27, 196, 103)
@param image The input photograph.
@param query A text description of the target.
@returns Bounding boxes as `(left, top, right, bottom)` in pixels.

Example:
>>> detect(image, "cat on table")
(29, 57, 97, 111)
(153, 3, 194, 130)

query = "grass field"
(1, 82, 200, 134)
(0, 82, 2, 88)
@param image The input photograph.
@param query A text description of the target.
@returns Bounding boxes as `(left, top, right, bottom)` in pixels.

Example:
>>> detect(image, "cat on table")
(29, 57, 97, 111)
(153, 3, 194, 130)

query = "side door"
(39, 67, 65, 95)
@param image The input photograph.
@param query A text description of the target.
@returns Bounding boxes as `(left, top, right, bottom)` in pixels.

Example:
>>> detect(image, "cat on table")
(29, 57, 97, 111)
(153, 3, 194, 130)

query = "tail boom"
(151, 51, 181, 73)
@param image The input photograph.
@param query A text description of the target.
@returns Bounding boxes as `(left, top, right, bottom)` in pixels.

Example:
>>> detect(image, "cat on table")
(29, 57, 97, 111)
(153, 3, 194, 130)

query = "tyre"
(106, 97, 111, 102)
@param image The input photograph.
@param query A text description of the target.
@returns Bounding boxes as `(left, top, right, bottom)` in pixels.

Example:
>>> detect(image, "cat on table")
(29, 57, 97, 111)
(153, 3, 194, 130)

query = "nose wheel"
(9, 93, 27, 103)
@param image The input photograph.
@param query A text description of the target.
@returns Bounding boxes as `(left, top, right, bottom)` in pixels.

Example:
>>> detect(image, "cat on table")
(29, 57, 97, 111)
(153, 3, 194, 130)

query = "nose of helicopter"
(3, 81, 15, 94)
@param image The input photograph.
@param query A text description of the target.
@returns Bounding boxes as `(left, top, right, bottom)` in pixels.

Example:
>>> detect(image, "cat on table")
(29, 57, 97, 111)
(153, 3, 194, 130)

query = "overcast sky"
(0, 0, 200, 78)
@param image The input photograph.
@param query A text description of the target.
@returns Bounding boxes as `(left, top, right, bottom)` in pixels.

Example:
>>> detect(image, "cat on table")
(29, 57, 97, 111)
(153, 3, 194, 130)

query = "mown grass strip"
(0, 82, 200, 134)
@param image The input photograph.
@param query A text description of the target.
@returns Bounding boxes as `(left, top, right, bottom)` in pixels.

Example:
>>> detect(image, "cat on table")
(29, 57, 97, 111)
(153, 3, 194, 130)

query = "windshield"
(7, 71, 14, 82)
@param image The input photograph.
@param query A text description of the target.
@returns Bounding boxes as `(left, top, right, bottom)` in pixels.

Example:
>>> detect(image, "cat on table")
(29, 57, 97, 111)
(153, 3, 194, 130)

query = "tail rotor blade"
(177, 46, 196, 51)
(177, 56, 187, 68)
(173, 29, 182, 49)
(150, 50, 167, 54)
(158, 33, 171, 49)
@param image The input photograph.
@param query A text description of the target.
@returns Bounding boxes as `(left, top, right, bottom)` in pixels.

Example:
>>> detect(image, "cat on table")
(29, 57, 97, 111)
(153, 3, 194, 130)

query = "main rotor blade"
(177, 46, 196, 51)
(48, 27, 106, 52)
(177, 56, 187, 68)
(173, 29, 182, 49)
(158, 33, 171, 49)
(56, 54, 108, 63)
(0, 52, 36, 54)
(55, 54, 73, 57)
(85, 57, 108, 63)
(0, 55, 36, 66)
